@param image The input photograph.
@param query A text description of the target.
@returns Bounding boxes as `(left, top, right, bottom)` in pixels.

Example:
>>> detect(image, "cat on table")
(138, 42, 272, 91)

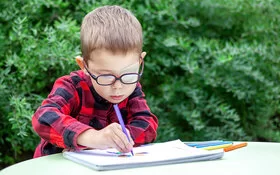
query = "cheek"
(124, 84, 137, 94)
(91, 80, 109, 95)
(93, 86, 112, 101)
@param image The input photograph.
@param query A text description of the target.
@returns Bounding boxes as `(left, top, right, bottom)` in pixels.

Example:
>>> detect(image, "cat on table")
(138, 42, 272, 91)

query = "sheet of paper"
(65, 140, 223, 166)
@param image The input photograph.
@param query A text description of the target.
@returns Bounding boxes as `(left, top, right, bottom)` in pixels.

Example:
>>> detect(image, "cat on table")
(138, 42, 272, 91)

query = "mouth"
(110, 95, 124, 101)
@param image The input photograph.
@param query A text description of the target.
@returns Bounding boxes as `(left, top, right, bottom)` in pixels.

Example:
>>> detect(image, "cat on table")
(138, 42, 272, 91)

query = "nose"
(112, 79, 123, 89)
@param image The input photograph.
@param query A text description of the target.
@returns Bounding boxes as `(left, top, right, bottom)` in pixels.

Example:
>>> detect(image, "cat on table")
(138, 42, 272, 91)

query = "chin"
(110, 99, 123, 104)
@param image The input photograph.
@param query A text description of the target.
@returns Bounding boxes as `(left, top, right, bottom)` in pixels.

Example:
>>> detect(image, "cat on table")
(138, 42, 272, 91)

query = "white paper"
(63, 140, 224, 170)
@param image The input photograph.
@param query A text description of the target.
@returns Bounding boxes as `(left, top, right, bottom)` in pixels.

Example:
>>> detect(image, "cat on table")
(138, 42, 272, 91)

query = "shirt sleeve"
(32, 75, 92, 150)
(125, 83, 158, 146)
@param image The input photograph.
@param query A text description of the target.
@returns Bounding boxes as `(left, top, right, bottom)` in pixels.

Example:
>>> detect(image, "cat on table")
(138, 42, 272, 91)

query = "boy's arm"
(126, 83, 158, 146)
(32, 76, 92, 150)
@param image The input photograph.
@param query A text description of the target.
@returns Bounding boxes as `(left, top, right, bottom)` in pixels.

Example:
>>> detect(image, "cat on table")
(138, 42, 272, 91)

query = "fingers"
(125, 128, 134, 145)
(111, 123, 133, 153)
(100, 123, 134, 153)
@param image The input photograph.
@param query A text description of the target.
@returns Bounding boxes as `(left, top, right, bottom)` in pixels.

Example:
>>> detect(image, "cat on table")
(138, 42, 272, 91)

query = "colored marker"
(185, 140, 223, 146)
(202, 143, 233, 151)
(188, 141, 233, 148)
(224, 142, 248, 152)
(113, 104, 134, 156)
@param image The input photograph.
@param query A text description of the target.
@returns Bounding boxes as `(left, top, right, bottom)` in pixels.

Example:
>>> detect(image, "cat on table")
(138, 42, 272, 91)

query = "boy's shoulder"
(57, 70, 91, 88)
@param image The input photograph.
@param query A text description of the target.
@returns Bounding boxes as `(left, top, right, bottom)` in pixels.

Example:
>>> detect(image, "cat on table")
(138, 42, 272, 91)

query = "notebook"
(63, 140, 224, 171)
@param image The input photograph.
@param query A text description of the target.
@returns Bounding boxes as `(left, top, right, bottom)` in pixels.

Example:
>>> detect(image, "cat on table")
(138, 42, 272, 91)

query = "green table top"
(1, 142, 280, 175)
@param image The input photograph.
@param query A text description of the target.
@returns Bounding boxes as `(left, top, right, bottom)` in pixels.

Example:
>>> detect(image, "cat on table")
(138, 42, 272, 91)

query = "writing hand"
(77, 123, 134, 153)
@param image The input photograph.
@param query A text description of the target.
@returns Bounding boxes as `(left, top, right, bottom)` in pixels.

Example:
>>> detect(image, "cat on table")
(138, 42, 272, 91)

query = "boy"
(32, 5, 158, 158)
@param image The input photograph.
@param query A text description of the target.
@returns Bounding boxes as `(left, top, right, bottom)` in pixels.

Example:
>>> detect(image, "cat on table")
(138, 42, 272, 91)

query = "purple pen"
(113, 104, 134, 156)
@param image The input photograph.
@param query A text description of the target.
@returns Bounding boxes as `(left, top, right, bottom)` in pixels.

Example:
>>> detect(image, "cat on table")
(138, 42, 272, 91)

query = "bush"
(137, 0, 280, 142)
(1, 0, 279, 167)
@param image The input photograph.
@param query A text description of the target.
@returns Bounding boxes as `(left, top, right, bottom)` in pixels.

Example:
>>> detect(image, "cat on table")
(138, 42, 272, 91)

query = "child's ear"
(140, 52, 147, 62)
(75, 56, 88, 74)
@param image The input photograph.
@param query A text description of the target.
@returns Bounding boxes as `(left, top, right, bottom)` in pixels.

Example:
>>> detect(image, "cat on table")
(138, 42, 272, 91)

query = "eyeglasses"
(83, 58, 144, 86)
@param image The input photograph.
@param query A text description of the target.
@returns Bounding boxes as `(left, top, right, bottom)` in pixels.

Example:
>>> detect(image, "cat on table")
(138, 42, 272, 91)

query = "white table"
(1, 142, 280, 175)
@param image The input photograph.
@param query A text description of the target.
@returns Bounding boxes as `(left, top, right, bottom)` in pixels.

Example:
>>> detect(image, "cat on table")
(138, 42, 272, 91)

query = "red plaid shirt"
(32, 70, 158, 157)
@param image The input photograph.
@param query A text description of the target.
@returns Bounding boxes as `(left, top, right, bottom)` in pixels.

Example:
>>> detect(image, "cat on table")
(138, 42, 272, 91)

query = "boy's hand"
(77, 123, 134, 153)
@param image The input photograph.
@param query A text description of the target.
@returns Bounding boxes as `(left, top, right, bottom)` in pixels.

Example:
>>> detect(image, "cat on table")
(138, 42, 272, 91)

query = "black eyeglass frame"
(83, 57, 144, 86)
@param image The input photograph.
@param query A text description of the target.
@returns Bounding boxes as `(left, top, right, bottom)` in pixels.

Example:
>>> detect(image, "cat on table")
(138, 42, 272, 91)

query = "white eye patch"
(119, 62, 140, 75)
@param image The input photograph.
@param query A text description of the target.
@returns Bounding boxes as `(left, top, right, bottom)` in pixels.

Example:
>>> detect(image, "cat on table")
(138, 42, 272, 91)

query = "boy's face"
(84, 49, 145, 104)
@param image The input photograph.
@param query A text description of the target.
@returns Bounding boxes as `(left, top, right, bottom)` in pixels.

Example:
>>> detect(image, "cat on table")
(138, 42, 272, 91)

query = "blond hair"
(80, 5, 143, 63)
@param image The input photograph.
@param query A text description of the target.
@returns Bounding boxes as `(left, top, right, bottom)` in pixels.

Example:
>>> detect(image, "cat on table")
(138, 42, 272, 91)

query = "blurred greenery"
(1, 0, 280, 169)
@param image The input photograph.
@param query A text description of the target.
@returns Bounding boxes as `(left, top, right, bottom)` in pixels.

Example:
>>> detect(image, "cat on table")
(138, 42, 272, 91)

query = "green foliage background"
(1, 0, 280, 168)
